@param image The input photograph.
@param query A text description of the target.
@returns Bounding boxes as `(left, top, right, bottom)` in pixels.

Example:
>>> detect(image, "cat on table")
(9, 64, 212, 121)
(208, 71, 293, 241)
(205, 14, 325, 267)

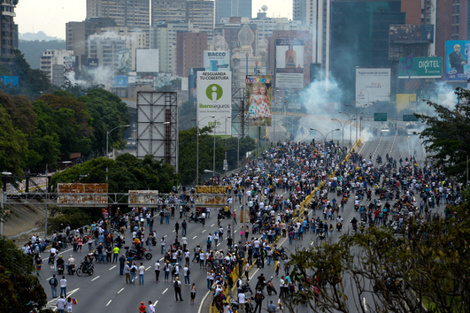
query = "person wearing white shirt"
(183, 265, 190, 285)
(56, 296, 66, 313)
(138, 263, 145, 284)
(238, 291, 246, 312)
(154, 260, 160, 282)
(148, 301, 156, 313)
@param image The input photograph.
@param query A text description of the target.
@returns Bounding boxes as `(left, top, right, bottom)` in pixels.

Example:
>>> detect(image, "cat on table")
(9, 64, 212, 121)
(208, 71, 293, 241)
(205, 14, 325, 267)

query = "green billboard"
(398, 56, 442, 79)
(403, 114, 419, 122)
(374, 113, 387, 121)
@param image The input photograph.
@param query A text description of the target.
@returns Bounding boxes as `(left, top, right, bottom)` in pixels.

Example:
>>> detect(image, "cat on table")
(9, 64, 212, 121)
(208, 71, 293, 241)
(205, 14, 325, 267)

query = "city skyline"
(15, 0, 292, 40)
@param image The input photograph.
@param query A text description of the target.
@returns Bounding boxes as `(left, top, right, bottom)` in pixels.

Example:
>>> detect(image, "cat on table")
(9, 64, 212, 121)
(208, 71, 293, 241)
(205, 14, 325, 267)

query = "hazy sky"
(16, 0, 292, 40)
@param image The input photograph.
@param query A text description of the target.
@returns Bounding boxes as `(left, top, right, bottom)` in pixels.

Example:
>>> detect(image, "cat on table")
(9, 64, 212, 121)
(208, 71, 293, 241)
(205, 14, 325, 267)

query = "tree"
(0, 237, 47, 313)
(285, 201, 470, 313)
(78, 88, 130, 156)
(0, 104, 28, 175)
(416, 87, 470, 182)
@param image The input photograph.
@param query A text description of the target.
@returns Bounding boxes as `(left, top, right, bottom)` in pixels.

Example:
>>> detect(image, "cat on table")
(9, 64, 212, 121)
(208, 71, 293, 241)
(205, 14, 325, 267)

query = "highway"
(35, 130, 435, 313)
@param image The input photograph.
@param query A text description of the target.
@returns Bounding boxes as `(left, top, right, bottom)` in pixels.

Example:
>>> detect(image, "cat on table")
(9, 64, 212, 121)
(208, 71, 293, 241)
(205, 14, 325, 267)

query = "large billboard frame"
(398, 56, 442, 79)
(136, 91, 178, 172)
(203, 51, 230, 72)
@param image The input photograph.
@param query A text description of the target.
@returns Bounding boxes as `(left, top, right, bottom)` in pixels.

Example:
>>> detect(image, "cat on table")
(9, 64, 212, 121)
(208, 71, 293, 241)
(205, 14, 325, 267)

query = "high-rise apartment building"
(0, 0, 18, 57)
(176, 32, 207, 77)
(215, 0, 252, 23)
(292, 0, 330, 79)
(150, 21, 200, 74)
(151, 0, 215, 41)
(86, 0, 150, 31)
(40, 49, 75, 86)
(435, 0, 470, 58)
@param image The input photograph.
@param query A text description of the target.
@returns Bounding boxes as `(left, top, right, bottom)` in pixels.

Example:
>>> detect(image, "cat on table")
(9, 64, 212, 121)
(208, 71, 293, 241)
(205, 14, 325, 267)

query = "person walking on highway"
(113, 245, 120, 263)
(119, 254, 126, 275)
(138, 301, 147, 313)
(138, 262, 145, 285)
(148, 300, 155, 313)
(174, 277, 183, 301)
(161, 237, 166, 254)
(154, 260, 160, 282)
(130, 262, 138, 283)
(124, 261, 131, 283)
(59, 276, 67, 297)
(56, 296, 66, 313)
(183, 264, 190, 285)
(190, 283, 197, 304)
(49, 274, 58, 298)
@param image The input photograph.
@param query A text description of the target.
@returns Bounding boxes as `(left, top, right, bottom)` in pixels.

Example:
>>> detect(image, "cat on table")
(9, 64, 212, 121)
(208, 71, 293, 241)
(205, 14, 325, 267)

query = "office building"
(1, 0, 18, 57)
(215, 0, 252, 23)
(86, 0, 150, 31)
(176, 32, 207, 77)
(40, 49, 75, 86)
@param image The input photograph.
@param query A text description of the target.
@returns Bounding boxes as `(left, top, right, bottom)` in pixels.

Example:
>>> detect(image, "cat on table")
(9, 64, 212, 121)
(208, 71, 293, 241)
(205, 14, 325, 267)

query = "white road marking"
(91, 275, 100, 281)
(106, 300, 112, 306)
(109, 265, 116, 270)
(159, 257, 164, 261)
(164, 235, 168, 238)
(153, 300, 159, 305)
(192, 236, 198, 239)
(211, 224, 215, 227)
(202, 230, 206, 233)
(118, 288, 124, 294)
(162, 288, 168, 294)
(363, 297, 368, 311)
(146, 266, 151, 270)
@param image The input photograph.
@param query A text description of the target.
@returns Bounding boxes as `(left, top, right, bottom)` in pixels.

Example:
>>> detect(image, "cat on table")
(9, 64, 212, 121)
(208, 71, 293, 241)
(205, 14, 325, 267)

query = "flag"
(72, 299, 77, 305)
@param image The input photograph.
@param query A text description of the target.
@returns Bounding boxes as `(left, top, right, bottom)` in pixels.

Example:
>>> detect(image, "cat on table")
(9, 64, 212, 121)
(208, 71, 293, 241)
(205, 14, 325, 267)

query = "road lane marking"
(106, 300, 112, 306)
(164, 235, 168, 238)
(159, 257, 164, 261)
(118, 288, 124, 294)
(146, 266, 151, 270)
(211, 224, 214, 227)
(109, 265, 116, 270)
(193, 236, 198, 239)
(153, 300, 159, 305)
(202, 230, 206, 233)
(363, 297, 367, 311)
(91, 275, 100, 281)
(162, 288, 168, 294)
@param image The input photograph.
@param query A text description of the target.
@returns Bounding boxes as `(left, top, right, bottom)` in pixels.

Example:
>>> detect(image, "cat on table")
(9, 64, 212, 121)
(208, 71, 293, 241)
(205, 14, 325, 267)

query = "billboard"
(197, 71, 232, 136)
(128, 190, 159, 206)
(275, 38, 304, 89)
(136, 49, 159, 73)
(445, 40, 470, 81)
(117, 49, 130, 74)
(396, 94, 417, 113)
(355, 68, 391, 106)
(114, 75, 128, 88)
(398, 56, 442, 79)
(389, 24, 434, 43)
(245, 75, 273, 126)
(188, 67, 205, 102)
(204, 51, 230, 72)
(0, 76, 19, 87)
(57, 183, 108, 206)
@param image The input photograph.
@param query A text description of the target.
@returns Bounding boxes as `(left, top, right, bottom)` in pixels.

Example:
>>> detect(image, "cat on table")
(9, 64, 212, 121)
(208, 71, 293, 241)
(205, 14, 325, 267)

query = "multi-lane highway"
(36, 129, 433, 313)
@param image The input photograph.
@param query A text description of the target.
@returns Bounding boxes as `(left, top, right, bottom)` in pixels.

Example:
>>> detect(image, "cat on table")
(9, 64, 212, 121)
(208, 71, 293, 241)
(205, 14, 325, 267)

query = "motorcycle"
(125, 246, 152, 260)
(48, 253, 56, 265)
(67, 264, 76, 275)
(76, 262, 94, 277)
(273, 247, 288, 261)
(231, 298, 253, 313)
(266, 280, 277, 295)
(240, 282, 254, 295)
(57, 264, 64, 275)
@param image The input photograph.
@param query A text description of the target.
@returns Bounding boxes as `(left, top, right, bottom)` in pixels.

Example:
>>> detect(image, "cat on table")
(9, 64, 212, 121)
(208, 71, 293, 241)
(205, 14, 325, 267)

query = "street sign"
(374, 113, 387, 121)
(403, 114, 419, 122)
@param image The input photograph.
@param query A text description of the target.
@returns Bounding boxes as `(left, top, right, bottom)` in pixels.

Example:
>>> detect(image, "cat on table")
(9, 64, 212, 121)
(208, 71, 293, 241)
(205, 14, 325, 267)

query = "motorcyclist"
(56, 255, 65, 272)
(83, 254, 92, 272)
(256, 273, 266, 290)
(67, 255, 75, 273)
(49, 246, 57, 263)
(351, 217, 358, 231)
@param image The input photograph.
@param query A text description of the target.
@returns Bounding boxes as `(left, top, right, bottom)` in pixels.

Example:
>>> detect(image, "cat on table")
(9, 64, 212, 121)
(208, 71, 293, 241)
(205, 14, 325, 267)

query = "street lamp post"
(309, 128, 340, 142)
(339, 111, 353, 146)
(212, 116, 228, 181)
(331, 118, 345, 148)
(196, 115, 215, 185)
(1, 171, 12, 237)
(106, 124, 130, 181)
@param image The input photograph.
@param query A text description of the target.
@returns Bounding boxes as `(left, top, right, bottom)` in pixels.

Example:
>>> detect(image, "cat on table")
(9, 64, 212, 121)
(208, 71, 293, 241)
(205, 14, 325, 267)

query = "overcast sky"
(15, 0, 292, 39)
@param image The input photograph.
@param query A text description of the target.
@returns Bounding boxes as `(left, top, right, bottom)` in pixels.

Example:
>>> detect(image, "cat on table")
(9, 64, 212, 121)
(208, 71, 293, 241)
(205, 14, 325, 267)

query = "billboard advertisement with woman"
(246, 75, 273, 126)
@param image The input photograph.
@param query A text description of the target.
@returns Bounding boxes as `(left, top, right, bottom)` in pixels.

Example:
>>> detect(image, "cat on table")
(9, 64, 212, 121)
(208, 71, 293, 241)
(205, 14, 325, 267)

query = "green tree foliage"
(37, 94, 93, 157)
(178, 127, 256, 185)
(50, 154, 177, 194)
(285, 202, 470, 313)
(0, 237, 47, 313)
(0, 104, 28, 175)
(416, 87, 470, 182)
(78, 88, 130, 156)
